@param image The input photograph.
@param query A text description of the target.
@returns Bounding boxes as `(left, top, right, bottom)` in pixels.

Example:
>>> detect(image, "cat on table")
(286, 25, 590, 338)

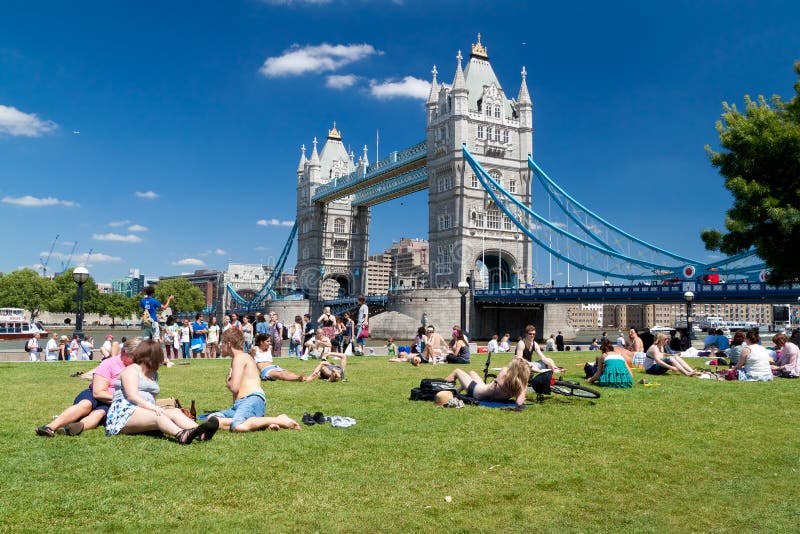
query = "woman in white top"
(251, 334, 308, 382)
(735, 330, 773, 381)
(644, 333, 699, 376)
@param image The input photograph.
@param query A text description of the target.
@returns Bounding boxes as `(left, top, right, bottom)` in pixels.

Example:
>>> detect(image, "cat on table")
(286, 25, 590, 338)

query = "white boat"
(0, 308, 49, 340)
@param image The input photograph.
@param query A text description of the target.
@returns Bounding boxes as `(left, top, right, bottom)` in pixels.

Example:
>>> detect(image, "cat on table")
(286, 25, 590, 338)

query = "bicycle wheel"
(550, 380, 601, 399)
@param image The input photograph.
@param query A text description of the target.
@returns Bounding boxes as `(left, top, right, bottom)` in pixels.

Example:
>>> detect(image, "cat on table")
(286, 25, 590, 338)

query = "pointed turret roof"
(309, 137, 320, 166)
(427, 65, 440, 105)
(297, 144, 307, 172)
(319, 122, 354, 177)
(452, 50, 467, 93)
(517, 66, 531, 105)
(462, 34, 512, 115)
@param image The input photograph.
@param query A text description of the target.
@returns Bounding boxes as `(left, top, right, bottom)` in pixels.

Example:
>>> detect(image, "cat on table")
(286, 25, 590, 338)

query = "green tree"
(151, 278, 205, 313)
(702, 61, 800, 284)
(0, 268, 56, 319)
(103, 292, 138, 326)
(49, 268, 103, 314)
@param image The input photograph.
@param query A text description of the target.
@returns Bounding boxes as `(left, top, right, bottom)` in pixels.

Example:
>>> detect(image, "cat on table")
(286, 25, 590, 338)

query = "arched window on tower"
(487, 204, 500, 229)
(503, 130, 509, 143)
(494, 104, 501, 118)
(334, 241, 347, 260)
(333, 218, 346, 234)
(489, 170, 502, 189)
(477, 125, 483, 139)
(471, 174, 479, 188)
(494, 128, 501, 141)
(508, 178, 517, 194)
(485, 103, 491, 116)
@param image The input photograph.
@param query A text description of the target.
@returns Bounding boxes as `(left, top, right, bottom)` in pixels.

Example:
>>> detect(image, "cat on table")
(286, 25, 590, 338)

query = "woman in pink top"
(35, 338, 141, 437)
(772, 333, 800, 378)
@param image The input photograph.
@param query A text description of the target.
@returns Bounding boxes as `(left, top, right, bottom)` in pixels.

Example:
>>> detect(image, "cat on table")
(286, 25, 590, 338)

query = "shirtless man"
(206, 329, 300, 432)
(411, 326, 448, 366)
(627, 328, 644, 353)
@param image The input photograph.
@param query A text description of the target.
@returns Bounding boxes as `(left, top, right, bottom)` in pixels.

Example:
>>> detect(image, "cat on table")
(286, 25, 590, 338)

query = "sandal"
(35, 426, 55, 437)
(56, 422, 84, 436)
(176, 428, 194, 445)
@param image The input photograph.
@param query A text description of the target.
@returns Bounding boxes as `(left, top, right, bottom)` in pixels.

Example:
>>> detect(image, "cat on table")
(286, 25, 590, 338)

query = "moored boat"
(0, 308, 49, 340)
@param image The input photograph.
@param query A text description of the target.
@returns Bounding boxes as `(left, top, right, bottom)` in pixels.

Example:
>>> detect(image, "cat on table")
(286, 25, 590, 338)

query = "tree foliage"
(103, 292, 138, 325)
(151, 278, 206, 313)
(0, 268, 56, 319)
(702, 61, 800, 284)
(49, 268, 105, 314)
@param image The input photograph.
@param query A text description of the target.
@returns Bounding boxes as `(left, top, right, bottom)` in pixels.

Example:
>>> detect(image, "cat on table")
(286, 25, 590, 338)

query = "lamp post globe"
(683, 291, 694, 340)
(73, 266, 90, 339)
(457, 281, 470, 296)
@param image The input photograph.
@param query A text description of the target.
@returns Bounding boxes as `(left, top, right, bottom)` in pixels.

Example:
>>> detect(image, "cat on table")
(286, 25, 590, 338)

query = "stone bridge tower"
(295, 124, 371, 304)
(426, 35, 533, 289)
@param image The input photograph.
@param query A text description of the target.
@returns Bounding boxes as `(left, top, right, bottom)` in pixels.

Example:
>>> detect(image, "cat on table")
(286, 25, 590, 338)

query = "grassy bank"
(2, 354, 798, 532)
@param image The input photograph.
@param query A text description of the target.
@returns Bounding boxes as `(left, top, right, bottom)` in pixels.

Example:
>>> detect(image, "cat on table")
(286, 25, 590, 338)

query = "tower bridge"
(224, 35, 797, 338)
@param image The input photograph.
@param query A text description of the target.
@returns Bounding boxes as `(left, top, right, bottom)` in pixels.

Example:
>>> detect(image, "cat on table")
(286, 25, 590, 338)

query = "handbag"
(357, 324, 369, 339)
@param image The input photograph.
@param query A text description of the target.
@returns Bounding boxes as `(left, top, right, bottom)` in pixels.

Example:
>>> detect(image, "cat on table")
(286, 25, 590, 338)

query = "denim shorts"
(209, 392, 266, 430)
(73, 388, 111, 414)
(259, 365, 285, 381)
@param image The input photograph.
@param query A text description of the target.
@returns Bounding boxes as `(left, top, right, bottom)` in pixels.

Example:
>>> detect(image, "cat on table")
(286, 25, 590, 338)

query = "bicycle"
(482, 351, 600, 402)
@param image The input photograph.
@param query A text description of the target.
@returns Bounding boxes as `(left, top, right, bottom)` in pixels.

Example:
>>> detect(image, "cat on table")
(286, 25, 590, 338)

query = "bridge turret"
(517, 66, 533, 157)
(426, 65, 439, 125)
(297, 144, 307, 175)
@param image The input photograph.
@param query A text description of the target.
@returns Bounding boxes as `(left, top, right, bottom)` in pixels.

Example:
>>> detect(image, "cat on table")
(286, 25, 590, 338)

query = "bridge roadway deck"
(474, 283, 800, 305)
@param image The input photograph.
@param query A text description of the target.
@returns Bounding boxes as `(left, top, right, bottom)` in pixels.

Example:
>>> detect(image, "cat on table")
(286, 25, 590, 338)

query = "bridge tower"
(295, 124, 371, 304)
(426, 35, 533, 289)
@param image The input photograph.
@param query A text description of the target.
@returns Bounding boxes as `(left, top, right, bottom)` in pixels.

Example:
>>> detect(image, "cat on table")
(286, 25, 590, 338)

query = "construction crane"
(61, 242, 78, 272)
(40, 235, 59, 277)
(81, 248, 93, 267)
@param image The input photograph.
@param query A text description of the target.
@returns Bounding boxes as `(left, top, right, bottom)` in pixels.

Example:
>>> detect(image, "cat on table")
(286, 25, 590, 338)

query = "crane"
(40, 235, 59, 277)
(61, 241, 78, 272)
(81, 248, 93, 267)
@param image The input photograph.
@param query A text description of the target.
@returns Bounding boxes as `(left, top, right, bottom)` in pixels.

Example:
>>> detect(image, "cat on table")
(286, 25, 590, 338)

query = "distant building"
(159, 269, 224, 313)
(111, 268, 145, 297)
(366, 253, 391, 295)
(388, 237, 429, 290)
(600, 303, 775, 330)
(96, 283, 113, 295)
(567, 303, 603, 328)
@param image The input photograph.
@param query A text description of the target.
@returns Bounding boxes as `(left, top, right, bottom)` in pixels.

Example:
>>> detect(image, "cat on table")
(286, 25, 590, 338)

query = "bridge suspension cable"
(463, 145, 764, 281)
(227, 221, 298, 309)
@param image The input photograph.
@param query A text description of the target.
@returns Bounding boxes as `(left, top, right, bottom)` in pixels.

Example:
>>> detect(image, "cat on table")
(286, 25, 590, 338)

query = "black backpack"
(409, 378, 458, 402)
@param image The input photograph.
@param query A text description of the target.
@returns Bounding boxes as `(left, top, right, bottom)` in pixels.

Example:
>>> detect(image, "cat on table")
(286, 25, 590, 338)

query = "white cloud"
(260, 43, 380, 78)
(254, 246, 269, 252)
(2, 195, 78, 207)
(214, 248, 227, 256)
(135, 191, 159, 199)
(173, 258, 205, 266)
(92, 233, 143, 243)
(257, 218, 294, 227)
(47, 251, 122, 263)
(128, 224, 148, 232)
(369, 76, 430, 100)
(326, 74, 358, 89)
(108, 220, 131, 227)
(0, 104, 58, 137)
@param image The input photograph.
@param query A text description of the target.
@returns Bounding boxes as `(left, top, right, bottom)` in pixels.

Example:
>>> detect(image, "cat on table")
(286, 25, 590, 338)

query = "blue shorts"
(260, 365, 285, 381)
(73, 388, 111, 414)
(208, 392, 266, 430)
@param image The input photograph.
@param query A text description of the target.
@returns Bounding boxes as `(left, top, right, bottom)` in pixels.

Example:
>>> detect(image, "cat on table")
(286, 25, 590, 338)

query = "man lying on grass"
(205, 328, 301, 432)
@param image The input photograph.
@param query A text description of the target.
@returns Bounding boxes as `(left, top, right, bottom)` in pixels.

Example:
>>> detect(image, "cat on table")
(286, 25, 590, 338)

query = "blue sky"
(2, 0, 799, 285)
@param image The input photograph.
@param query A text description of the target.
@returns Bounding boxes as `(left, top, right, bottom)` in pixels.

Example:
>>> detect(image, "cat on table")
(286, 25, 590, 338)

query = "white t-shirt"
(101, 340, 112, 356)
(487, 339, 499, 353)
(180, 326, 191, 343)
(358, 304, 368, 326)
(45, 338, 59, 361)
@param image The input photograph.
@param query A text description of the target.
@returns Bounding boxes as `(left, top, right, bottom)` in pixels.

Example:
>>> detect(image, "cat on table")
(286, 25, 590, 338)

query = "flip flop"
(35, 426, 55, 437)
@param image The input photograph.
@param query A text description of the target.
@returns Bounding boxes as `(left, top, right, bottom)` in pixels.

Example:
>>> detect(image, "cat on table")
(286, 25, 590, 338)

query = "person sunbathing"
(251, 333, 310, 382)
(445, 357, 530, 407)
(205, 329, 301, 432)
(644, 333, 699, 376)
(302, 330, 332, 360)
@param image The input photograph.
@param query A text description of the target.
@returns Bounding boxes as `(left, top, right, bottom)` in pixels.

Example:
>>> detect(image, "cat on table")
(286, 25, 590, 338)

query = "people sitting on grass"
(715, 329, 730, 351)
(251, 333, 310, 382)
(515, 325, 563, 373)
(445, 357, 530, 406)
(644, 333, 699, 376)
(727, 330, 746, 365)
(302, 329, 332, 360)
(445, 327, 471, 364)
(627, 328, 644, 353)
(35, 337, 142, 438)
(586, 339, 633, 388)
(105, 339, 219, 444)
(498, 333, 511, 352)
(733, 330, 774, 382)
(386, 338, 397, 357)
(545, 334, 556, 352)
(771, 333, 800, 378)
(205, 329, 301, 432)
(419, 325, 450, 365)
(487, 334, 499, 355)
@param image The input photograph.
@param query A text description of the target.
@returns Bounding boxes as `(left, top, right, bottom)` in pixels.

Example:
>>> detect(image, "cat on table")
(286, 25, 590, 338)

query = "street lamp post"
(457, 281, 470, 334)
(683, 290, 694, 340)
(73, 266, 90, 340)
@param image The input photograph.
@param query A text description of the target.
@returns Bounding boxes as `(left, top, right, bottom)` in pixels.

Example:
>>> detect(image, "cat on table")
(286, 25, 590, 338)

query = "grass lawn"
(2, 353, 798, 533)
